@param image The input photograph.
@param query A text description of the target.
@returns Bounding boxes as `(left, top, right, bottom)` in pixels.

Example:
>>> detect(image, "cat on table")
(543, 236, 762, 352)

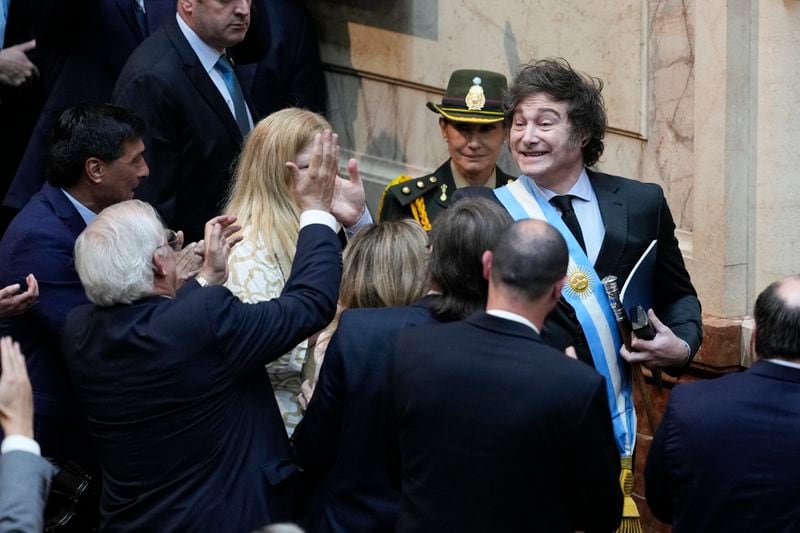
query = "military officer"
(379, 69, 513, 229)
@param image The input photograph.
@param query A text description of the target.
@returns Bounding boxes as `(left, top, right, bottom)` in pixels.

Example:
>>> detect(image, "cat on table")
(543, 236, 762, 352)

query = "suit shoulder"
(591, 170, 664, 198)
(383, 173, 441, 208)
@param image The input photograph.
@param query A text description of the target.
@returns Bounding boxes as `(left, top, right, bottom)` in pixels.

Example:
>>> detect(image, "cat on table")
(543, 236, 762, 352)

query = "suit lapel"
(113, 0, 145, 42)
(43, 185, 87, 237)
(166, 19, 243, 144)
(590, 170, 627, 277)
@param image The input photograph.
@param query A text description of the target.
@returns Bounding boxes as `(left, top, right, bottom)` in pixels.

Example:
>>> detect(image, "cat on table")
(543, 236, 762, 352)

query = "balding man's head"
(753, 276, 800, 361)
(488, 219, 568, 302)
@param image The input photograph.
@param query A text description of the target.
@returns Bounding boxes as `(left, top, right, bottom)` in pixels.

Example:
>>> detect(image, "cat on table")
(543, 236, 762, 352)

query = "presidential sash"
(494, 176, 636, 457)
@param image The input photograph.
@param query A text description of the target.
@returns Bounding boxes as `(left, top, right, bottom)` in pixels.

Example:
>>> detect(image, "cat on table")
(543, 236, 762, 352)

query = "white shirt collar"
(60, 188, 96, 225)
(764, 358, 800, 370)
(175, 13, 223, 74)
(485, 309, 540, 334)
(535, 168, 592, 202)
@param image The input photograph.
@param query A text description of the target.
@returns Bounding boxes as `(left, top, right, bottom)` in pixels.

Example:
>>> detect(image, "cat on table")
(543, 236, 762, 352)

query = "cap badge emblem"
(465, 76, 486, 111)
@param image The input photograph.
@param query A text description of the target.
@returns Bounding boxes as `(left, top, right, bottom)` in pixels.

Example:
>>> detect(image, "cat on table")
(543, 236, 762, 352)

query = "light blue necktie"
(214, 54, 250, 137)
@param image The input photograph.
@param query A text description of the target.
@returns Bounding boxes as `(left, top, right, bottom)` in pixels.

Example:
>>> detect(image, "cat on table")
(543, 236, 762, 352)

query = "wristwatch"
(195, 276, 210, 288)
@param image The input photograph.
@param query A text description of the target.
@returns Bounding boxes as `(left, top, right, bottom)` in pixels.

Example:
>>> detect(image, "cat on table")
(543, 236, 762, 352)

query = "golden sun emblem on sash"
(563, 266, 594, 299)
(465, 77, 486, 111)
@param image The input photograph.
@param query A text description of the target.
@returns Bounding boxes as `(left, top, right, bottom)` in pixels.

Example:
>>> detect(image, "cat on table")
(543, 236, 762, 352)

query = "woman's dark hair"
(429, 197, 513, 321)
(504, 58, 607, 167)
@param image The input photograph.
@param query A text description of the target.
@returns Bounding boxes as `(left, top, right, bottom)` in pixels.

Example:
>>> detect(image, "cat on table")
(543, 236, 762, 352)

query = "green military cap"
(427, 69, 508, 124)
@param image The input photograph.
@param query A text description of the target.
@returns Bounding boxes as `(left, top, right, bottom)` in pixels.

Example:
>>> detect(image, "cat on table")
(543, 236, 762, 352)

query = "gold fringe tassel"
(378, 175, 413, 221)
(378, 174, 431, 231)
(616, 456, 642, 533)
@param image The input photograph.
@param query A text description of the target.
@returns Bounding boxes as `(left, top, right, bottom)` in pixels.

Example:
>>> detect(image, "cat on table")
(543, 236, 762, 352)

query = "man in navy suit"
(4, 0, 175, 212)
(292, 197, 512, 533)
(113, 0, 264, 241)
(61, 130, 342, 531)
(0, 103, 149, 476)
(384, 220, 622, 532)
(646, 275, 800, 532)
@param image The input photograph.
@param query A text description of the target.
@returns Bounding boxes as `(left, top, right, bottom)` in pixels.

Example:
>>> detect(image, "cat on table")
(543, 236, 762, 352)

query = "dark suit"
(379, 160, 514, 228)
(646, 360, 800, 532)
(61, 223, 340, 532)
(237, 0, 326, 118)
(292, 295, 441, 533)
(113, 16, 259, 242)
(385, 312, 622, 533)
(0, 450, 56, 531)
(454, 169, 702, 367)
(0, 184, 95, 470)
(4, 0, 174, 210)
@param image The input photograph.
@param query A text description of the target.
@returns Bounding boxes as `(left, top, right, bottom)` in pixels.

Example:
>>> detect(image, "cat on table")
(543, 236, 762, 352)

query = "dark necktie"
(549, 194, 587, 253)
(132, 0, 149, 37)
(215, 55, 251, 137)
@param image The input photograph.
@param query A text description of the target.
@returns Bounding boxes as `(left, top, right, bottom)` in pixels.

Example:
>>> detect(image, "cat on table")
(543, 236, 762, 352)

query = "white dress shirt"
(534, 169, 606, 265)
(175, 14, 254, 130)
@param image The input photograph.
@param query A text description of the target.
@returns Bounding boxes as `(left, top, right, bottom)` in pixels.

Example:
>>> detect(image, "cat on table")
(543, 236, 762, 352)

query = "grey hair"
(74, 200, 166, 307)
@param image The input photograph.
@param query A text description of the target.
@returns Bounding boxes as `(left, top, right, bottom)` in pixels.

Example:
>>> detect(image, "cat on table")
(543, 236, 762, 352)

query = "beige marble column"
(688, 0, 755, 319)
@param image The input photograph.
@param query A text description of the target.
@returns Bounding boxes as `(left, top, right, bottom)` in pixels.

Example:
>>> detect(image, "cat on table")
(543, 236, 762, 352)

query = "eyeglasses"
(157, 229, 180, 252)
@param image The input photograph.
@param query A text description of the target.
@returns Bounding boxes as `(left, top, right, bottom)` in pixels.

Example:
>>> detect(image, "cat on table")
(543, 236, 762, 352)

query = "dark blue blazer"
(0, 183, 94, 466)
(237, 0, 327, 118)
(646, 360, 800, 532)
(453, 170, 703, 369)
(5, 0, 266, 212)
(5, 0, 174, 210)
(292, 295, 441, 533)
(385, 312, 622, 533)
(112, 16, 260, 242)
(61, 223, 341, 532)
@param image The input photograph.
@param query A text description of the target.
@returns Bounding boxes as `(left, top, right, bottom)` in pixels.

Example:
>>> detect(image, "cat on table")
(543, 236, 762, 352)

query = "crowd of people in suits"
(1, 1, 800, 532)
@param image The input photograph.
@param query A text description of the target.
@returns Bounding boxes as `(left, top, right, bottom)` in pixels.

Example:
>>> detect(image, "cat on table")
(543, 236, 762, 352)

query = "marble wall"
(305, 0, 800, 320)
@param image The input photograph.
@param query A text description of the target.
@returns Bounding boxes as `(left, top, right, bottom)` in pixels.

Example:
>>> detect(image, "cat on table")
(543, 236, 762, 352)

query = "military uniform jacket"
(379, 160, 513, 228)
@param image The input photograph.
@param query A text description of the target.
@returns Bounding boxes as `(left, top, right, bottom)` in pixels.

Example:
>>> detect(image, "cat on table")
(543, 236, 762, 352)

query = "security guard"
(379, 69, 513, 230)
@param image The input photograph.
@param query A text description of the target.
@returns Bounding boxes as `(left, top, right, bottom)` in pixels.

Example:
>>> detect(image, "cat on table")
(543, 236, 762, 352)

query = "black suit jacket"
(237, 0, 326, 118)
(5, 0, 174, 210)
(292, 295, 441, 533)
(113, 16, 260, 242)
(646, 360, 800, 532)
(454, 169, 702, 367)
(61, 223, 341, 532)
(385, 312, 622, 533)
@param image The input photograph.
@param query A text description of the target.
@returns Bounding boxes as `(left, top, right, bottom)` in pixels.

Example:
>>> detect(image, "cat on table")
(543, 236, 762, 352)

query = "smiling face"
(439, 119, 506, 186)
(509, 92, 586, 193)
(181, 0, 251, 51)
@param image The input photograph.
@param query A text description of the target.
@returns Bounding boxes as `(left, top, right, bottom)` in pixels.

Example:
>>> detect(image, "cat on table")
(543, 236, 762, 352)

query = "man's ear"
(84, 157, 104, 185)
(481, 250, 493, 281)
(178, 0, 194, 16)
(551, 275, 566, 302)
(152, 252, 168, 278)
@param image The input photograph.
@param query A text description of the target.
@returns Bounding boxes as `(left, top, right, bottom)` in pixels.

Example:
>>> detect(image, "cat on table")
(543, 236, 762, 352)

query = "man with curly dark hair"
(455, 60, 702, 525)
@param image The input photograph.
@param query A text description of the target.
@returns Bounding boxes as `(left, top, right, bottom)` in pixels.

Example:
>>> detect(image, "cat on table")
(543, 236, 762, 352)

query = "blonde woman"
(299, 219, 430, 405)
(224, 108, 369, 436)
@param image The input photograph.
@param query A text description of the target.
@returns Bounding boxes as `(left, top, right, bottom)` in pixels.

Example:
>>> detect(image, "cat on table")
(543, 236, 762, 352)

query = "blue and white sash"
(495, 176, 635, 456)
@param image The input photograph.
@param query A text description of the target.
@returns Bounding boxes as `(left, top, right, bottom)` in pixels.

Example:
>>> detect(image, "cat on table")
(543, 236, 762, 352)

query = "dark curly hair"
(504, 58, 607, 167)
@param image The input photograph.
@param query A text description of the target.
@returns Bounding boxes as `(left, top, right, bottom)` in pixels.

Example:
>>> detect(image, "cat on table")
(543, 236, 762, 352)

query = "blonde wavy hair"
(339, 219, 430, 309)
(224, 108, 331, 268)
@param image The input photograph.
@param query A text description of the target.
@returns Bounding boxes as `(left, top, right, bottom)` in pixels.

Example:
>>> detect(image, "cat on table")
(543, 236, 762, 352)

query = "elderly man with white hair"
(61, 131, 343, 532)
